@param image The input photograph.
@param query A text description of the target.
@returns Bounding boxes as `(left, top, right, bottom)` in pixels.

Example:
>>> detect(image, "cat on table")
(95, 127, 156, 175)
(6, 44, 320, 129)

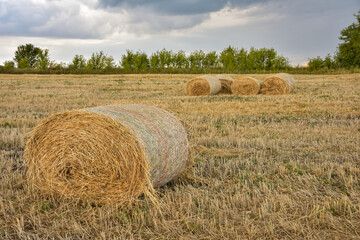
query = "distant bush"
(14, 44, 40, 68)
(69, 55, 87, 69)
(308, 54, 338, 70)
(4, 61, 15, 70)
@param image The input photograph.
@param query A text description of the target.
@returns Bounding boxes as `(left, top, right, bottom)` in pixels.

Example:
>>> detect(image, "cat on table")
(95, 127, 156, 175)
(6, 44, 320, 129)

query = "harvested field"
(0, 73, 359, 239)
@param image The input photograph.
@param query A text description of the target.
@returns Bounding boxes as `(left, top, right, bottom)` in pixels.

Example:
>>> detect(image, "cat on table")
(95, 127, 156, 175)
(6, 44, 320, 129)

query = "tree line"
(2, 45, 291, 73)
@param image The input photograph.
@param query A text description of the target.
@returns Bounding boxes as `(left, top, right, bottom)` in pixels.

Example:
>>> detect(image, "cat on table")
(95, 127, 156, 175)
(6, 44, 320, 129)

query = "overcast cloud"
(0, 0, 359, 65)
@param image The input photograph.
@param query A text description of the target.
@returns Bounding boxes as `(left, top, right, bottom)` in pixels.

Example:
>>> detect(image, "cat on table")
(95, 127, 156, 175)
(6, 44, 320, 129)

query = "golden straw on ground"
(25, 104, 189, 205)
(216, 75, 234, 94)
(186, 75, 221, 96)
(261, 73, 295, 95)
(231, 77, 261, 95)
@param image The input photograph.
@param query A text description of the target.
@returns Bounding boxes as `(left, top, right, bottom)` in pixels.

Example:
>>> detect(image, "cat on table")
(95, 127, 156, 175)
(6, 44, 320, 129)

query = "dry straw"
(25, 104, 189, 205)
(231, 77, 261, 95)
(261, 73, 295, 95)
(216, 75, 234, 94)
(186, 75, 221, 96)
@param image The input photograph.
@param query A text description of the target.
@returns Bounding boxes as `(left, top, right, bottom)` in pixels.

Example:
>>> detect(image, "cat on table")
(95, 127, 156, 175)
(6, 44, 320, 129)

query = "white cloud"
(30, 2, 131, 39)
(200, 5, 284, 29)
(167, 4, 284, 37)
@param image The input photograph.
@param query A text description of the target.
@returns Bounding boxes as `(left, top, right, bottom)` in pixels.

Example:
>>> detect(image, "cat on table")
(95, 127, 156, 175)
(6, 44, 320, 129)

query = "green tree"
(18, 58, 30, 68)
(150, 51, 160, 69)
(273, 55, 290, 70)
(235, 48, 247, 70)
(14, 44, 41, 68)
(158, 49, 173, 69)
(308, 56, 324, 70)
(324, 54, 335, 69)
(219, 46, 237, 71)
(4, 61, 15, 70)
(69, 55, 87, 69)
(203, 51, 218, 68)
(36, 49, 51, 69)
(121, 50, 135, 70)
(246, 48, 278, 70)
(308, 54, 335, 70)
(87, 51, 107, 70)
(188, 50, 205, 69)
(336, 10, 360, 67)
(104, 56, 116, 70)
(264, 48, 277, 70)
(173, 50, 188, 69)
(133, 51, 149, 71)
(246, 47, 261, 70)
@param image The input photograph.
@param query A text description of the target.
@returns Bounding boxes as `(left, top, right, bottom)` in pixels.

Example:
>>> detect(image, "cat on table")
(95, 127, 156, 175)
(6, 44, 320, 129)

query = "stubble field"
(0, 73, 359, 239)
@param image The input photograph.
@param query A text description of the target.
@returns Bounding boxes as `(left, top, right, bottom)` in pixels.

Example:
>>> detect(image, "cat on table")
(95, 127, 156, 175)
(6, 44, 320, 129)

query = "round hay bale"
(216, 75, 234, 94)
(261, 73, 295, 95)
(186, 75, 221, 96)
(231, 77, 261, 95)
(25, 104, 189, 205)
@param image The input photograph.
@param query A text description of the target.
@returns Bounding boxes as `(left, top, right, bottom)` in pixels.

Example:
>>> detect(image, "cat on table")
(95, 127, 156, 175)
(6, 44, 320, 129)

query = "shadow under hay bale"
(25, 104, 189, 205)
(261, 73, 295, 95)
(216, 75, 234, 94)
(186, 75, 221, 96)
(231, 77, 261, 95)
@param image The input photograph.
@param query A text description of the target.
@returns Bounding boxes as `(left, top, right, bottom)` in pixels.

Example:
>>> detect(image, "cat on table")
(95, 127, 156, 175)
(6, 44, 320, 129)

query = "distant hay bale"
(25, 104, 189, 205)
(216, 75, 234, 94)
(231, 77, 261, 95)
(186, 75, 221, 96)
(261, 73, 295, 95)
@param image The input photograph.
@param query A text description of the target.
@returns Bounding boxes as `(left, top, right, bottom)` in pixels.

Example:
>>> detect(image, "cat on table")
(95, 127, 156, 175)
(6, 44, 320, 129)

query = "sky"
(0, 0, 359, 66)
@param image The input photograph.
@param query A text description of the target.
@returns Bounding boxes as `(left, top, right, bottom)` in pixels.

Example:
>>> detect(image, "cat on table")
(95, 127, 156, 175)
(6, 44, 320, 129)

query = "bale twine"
(25, 104, 189, 205)
(261, 73, 295, 95)
(231, 77, 261, 95)
(186, 75, 221, 96)
(216, 75, 234, 94)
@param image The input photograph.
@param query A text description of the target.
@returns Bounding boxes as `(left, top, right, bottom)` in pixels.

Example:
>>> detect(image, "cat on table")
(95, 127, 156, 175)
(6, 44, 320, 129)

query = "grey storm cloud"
(95, 0, 271, 35)
(0, 0, 269, 39)
(0, 1, 101, 39)
(97, 0, 269, 15)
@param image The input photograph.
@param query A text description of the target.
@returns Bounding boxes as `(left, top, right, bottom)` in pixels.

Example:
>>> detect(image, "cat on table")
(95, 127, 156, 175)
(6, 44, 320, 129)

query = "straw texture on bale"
(261, 73, 295, 95)
(231, 77, 261, 95)
(216, 75, 234, 94)
(25, 104, 189, 205)
(186, 75, 221, 96)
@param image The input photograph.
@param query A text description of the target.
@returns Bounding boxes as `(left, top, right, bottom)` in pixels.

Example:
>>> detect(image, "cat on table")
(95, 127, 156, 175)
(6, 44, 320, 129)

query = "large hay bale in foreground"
(231, 77, 261, 95)
(25, 104, 189, 205)
(261, 73, 295, 95)
(216, 75, 234, 94)
(186, 75, 221, 96)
